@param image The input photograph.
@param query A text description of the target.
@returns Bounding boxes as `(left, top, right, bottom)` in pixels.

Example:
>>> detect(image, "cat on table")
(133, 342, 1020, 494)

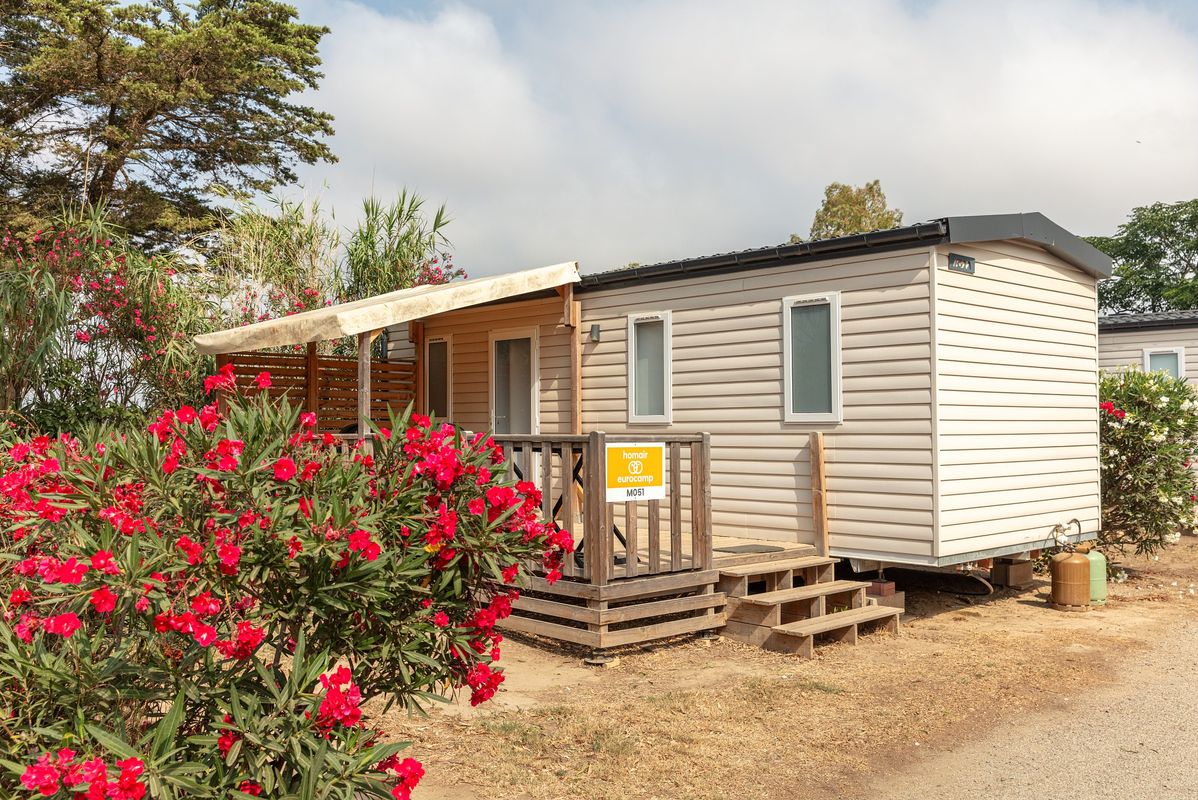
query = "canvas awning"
(194, 261, 580, 355)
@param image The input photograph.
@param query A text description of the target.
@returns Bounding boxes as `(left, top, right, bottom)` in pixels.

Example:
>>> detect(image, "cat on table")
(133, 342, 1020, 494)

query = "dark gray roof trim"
(1098, 309, 1198, 332)
(579, 212, 1112, 291)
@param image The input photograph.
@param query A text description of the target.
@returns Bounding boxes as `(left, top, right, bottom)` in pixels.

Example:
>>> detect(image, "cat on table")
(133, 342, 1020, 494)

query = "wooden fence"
(217, 349, 416, 434)
(493, 431, 723, 651)
(493, 431, 712, 585)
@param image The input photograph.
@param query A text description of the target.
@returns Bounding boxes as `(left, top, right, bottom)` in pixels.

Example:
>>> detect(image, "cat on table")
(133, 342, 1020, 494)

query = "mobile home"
(1098, 310, 1198, 380)
(196, 212, 1111, 655)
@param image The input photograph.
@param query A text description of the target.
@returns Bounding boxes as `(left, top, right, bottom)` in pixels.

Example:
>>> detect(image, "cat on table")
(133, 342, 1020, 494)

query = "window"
(627, 312, 672, 424)
(1143, 347, 1184, 379)
(425, 336, 451, 419)
(783, 293, 842, 423)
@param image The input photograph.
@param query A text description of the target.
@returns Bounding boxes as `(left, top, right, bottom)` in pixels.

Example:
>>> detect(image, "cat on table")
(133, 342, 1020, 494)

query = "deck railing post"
(691, 432, 713, 571)
(585, 430, 609, 586)
(809, 431, 829, 557)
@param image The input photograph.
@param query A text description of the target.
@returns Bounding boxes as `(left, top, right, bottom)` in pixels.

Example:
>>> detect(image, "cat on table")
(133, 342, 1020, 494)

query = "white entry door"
(491, 331, 538, 435)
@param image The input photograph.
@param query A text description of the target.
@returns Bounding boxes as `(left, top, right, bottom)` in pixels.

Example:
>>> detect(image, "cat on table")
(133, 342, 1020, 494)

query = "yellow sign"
(605, 442, 666, 502)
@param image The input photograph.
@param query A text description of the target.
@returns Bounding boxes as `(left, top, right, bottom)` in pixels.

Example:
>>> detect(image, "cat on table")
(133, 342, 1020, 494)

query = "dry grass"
(381, 539, 1198, 800)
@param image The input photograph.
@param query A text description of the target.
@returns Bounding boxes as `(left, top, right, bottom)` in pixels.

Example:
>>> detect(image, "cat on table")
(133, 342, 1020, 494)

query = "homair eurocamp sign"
(605, 442, 666, 502)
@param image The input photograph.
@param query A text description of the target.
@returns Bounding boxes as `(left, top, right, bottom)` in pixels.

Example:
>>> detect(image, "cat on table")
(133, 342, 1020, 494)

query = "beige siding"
(933, 241, 1101, 559)
(580, 249, 937, 560)
(418, 295, 573, 434)
(1099, 326, 1198, 382)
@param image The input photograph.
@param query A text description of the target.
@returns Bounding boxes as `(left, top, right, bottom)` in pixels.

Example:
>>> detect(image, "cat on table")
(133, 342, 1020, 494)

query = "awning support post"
(305, 342, 318, 416)
(357, 331, 372, 448)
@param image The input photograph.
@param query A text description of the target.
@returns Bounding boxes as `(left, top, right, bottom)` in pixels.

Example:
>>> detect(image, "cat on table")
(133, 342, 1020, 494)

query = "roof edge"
(943, 212, 1112, 279)
(579, 212, 1110, 292)
(579, 222, 948, 290)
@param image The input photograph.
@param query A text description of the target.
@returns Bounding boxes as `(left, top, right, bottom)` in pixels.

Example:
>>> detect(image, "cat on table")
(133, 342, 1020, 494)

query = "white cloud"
(290, 0, 1198, 276)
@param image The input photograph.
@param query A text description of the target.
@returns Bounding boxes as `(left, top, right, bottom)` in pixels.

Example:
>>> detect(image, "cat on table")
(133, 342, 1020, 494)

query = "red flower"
(90, 586, 118, 613)
(238, 781, 263, 796)
(432, 611, 450, 628)
(254, 371, 272, 389)
(299, 411, 317, 427)
(20, 754, 60, 796)
(91, 549, 120, 575)
(274, 457, 297, 481)
(177, 405, 197, 424)
(387, 758, 424, 800)
(9, 587, 33, 606)
(43, 612, 81, 638)
(162, 454, 179, 474)
(501, 563, 519, 584)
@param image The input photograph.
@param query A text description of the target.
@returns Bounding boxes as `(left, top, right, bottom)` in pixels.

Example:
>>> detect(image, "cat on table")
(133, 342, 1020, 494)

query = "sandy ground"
(378, 540, 1198, 800)
(873, 614, 1198, 799)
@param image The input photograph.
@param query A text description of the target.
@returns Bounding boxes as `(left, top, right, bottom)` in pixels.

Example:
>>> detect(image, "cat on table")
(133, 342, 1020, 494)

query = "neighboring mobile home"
(1098, 310, 1198, 381)
(195, 212, 1111, 654)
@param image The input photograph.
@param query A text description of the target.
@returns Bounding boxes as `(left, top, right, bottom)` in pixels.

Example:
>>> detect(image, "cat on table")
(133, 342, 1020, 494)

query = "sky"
(287, 0, 1198, 276)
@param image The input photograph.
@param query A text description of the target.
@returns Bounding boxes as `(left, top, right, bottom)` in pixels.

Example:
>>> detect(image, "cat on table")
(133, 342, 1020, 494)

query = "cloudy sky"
(287, 0, 1198, 276)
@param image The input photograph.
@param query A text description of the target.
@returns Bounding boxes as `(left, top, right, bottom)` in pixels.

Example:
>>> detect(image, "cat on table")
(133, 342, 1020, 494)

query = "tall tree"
(1088, 199, 1198, 314)
(0, 0, 336, 239)
(790, 179, 903, 243)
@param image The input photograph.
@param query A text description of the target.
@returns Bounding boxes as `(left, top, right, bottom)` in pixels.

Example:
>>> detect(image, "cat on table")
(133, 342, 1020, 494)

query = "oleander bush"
(1099, 367, 1198, 555)
(0, 369, 571, 798)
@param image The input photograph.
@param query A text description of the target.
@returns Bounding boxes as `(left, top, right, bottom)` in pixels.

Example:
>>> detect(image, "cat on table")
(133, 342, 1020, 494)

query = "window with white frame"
(783, 293, 842, 423)
(1143, 347, 1184, 379)
(627, 311, 672, 423)
(425, 336, 452, 419)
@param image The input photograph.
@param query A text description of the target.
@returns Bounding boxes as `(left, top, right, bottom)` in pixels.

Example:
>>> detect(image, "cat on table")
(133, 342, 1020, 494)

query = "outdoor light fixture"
(589, 323, 601, 342)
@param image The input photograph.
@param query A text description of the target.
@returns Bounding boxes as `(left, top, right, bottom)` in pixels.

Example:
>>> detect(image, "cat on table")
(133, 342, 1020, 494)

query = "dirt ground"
(378, 539, 1198, 800)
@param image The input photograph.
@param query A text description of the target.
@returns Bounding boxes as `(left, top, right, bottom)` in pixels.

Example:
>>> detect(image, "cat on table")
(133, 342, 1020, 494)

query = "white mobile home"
(197, 212, 1111, 653)
(1098, 310, 1198, 381)
(401, 213, 1110, 567)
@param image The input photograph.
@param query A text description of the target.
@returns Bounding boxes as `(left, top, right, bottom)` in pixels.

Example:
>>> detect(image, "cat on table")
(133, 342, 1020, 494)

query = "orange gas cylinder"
(1050, 551, 1091, 611)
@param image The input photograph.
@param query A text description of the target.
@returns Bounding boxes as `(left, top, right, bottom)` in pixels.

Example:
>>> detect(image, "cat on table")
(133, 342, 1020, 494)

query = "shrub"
(1099, 367, 1198, 555)
(0, 371, 571, 798)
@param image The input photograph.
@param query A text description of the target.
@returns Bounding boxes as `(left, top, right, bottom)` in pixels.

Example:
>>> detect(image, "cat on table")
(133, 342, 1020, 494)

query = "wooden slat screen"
(224, 351, 416, 434)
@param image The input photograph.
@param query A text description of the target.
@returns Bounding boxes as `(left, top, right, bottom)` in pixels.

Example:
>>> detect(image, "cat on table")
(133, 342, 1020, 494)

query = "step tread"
(736, 580, 871, 606)
(773, 605, 901, 637)
(718, 555, 837, 578)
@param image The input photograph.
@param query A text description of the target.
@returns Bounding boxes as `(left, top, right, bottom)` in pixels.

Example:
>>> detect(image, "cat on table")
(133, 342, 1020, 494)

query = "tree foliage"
(1, 194, 461, 432)
(1088, 199, 1198, 314)
(0, 0, 336, 239)
(790, 179, 903, 244)
(1099, 367, 1198, 555)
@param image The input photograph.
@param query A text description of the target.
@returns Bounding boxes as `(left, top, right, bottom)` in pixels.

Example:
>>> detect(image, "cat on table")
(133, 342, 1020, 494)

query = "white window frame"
(424, 333, 453, 419)
(627, 311, 673, 425)
(488, 326, 540, 434)
(1143, 346, 1185, 378)
(782, 292, 843, 424)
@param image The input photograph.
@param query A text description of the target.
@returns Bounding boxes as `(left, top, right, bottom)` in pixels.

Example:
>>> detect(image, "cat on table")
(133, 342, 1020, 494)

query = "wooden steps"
(732, 579, 870, 606)
(774, 604, 901, 637)
(712, 542, 817, 568)
(717, 554, 834, 578)
(717, 553, 902, 657)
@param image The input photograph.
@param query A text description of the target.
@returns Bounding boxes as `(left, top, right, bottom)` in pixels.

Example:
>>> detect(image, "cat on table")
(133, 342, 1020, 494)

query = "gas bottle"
(1085, 548, 1108, 605)
(1050, 551, 1090, 611)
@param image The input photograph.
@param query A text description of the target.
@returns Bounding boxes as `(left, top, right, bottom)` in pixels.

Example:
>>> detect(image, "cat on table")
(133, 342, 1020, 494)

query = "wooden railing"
(217, 349, 416, 434)
(492, 431, 712, 586)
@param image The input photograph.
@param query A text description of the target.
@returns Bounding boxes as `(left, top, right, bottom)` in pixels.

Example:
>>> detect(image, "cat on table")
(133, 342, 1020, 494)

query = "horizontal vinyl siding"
(1098, 327, 1198, 383)
(580, 249, 935, 560)
(934, 241, 1101, 559)
(419, 296, 572, 435)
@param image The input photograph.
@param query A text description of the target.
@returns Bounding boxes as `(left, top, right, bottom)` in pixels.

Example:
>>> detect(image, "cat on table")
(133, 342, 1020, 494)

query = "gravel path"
(869, 616, 1198, 800)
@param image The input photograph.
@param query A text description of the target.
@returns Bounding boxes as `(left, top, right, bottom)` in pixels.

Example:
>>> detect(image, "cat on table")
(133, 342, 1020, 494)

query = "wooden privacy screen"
(219, 350, 416, 434)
